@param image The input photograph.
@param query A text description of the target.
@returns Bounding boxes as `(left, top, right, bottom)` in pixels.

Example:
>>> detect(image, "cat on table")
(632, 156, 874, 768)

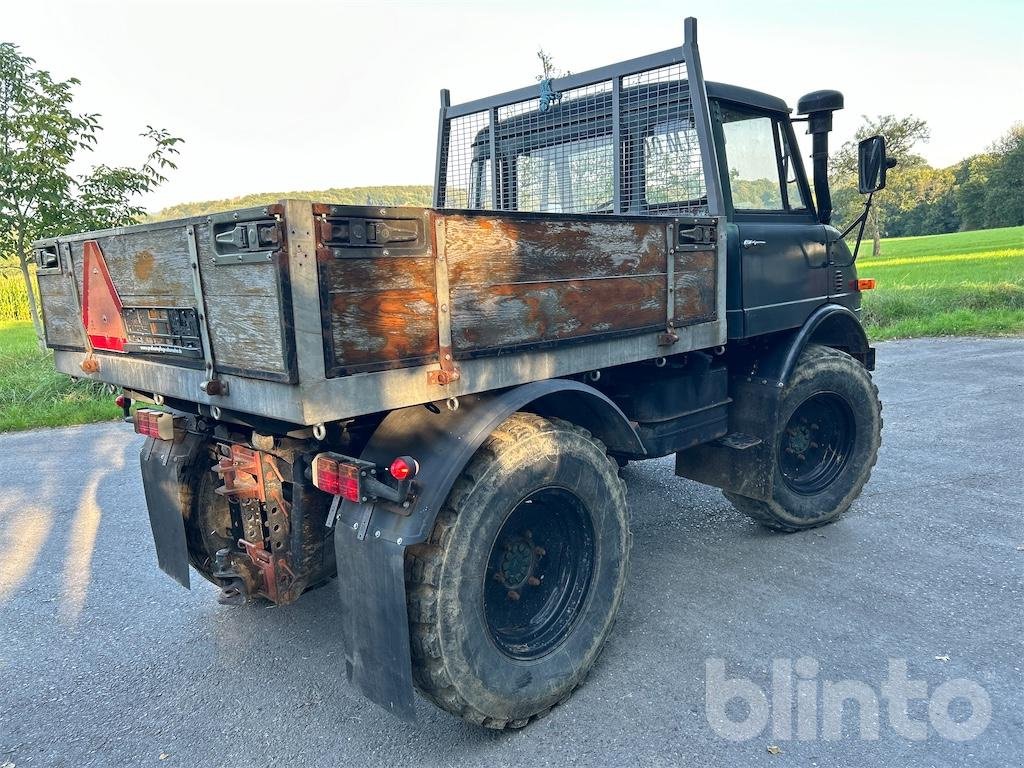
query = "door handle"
(742, 239, 767, 249)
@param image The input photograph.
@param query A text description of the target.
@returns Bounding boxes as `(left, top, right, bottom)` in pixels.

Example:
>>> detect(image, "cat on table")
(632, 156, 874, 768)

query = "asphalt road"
(1, 337, 1022, 767)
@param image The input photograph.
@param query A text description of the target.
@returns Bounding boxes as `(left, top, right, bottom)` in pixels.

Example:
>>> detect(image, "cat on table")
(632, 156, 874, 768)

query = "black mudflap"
(335, 525, 416, 721)
(674, 379, 781, 501)
(139, 433, 203, 588)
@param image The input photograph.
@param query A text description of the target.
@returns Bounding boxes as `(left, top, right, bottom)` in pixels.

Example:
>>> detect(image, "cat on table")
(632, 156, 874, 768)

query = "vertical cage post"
(488, 108, 499, 210)
(433, 89, 451, 208)
(612, 76, 622, 215)
(681, 18, 724, 216)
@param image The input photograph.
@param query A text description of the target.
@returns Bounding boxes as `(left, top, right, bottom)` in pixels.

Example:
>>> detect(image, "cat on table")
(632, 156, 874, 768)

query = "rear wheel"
(726, 344, 882, 531)
(405, 412, 630, 728)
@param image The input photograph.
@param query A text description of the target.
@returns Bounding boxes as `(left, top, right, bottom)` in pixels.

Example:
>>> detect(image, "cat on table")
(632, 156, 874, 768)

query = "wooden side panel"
(673, 247, 718, 327)
(194, 223, 289, 377)
(321, 255, 438, 374)
(443, 215, 670, 355)
(69, 227, 195, 300)
(37, 270, 86, 349)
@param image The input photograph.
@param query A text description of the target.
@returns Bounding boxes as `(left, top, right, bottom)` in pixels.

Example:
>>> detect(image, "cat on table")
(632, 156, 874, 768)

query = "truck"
(33, 18, 891, 728)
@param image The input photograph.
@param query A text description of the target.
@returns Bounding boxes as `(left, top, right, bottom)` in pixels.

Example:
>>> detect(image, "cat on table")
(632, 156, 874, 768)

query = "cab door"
(713, 103, 829, 337)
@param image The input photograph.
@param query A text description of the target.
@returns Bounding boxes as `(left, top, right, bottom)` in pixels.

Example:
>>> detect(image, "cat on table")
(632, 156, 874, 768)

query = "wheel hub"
(484, 488, 595, 660)
(779, 392, 855, 495)
(497, 536, 538, 591)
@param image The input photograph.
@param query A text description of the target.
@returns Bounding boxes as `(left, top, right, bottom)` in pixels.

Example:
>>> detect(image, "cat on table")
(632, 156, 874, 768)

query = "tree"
(0, 42, 182, 340)
(830, 114, 930, 256)
(535, 48, 571, 81)
(982, 123, 1024, 228)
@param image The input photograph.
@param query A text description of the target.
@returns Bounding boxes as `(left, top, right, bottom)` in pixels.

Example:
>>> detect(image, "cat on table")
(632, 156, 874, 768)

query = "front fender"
(333, 379, 642, 721)
(744, 303, 873, 388)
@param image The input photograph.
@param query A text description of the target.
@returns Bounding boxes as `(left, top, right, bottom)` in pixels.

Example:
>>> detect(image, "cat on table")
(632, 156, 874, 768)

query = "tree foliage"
(148, 185, 434, 222)
(830, 114, 930, 255)
(0, 42, 181, 339)
(830, 115, 1023, 245)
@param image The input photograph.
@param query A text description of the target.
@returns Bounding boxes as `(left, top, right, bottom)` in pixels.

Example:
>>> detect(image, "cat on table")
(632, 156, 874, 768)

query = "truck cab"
(706, 83, 859, 339)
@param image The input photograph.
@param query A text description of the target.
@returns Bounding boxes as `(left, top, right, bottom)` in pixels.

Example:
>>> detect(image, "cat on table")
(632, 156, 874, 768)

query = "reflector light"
(115, 395, 126, 408)
(389, 456, 419, 481)
(81, 240, 128, 353)
(133, 408, 175, 440)
(853, 277, 877, 291)
(312, 454, 362, 502)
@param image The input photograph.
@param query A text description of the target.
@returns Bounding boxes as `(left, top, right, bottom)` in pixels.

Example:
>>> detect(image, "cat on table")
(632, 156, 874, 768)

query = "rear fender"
(333, 379, 642, 721)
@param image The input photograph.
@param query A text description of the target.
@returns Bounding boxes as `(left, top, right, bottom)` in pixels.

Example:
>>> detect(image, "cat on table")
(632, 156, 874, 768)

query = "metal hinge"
(428, 345, 460, 386)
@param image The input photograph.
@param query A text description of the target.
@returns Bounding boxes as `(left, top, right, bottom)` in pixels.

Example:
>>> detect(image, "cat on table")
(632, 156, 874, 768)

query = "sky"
(4, 0, 1023, 212)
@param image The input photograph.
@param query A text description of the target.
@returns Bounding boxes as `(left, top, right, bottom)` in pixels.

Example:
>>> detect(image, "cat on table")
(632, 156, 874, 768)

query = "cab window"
(720, 106, 805, 212)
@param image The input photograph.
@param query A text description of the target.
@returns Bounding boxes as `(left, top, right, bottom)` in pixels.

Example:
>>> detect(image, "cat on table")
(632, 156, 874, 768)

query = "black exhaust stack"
(797, 90, 844, 225)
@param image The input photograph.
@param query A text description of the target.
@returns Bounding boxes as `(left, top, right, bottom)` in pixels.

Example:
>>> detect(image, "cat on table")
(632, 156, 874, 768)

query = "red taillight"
(133, 408, 176, 440)
(312, 454, 363, 502)
(852, 277, 877, 291)
(389, 456, 419, 481)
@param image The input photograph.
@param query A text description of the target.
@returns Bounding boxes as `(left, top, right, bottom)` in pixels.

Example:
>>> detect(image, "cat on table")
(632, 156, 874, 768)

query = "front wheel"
(405, 412, 630, 728)
(726, 344, 882, 531)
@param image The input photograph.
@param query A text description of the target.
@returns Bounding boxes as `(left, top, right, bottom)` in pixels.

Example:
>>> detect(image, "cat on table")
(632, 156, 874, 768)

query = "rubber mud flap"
(335, 526, 416, 722)
(139, 434, 202, 588)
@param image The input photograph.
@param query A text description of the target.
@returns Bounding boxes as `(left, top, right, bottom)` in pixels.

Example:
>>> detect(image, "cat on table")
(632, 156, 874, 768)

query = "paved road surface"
(1, 337, 1021, 767)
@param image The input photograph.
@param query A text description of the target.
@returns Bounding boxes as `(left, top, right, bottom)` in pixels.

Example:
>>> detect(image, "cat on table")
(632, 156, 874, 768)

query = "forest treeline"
(148, 185, 434, 221)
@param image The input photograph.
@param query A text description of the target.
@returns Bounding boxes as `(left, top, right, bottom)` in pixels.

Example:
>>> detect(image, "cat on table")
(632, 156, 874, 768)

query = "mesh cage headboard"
(434, 18, 723, 217)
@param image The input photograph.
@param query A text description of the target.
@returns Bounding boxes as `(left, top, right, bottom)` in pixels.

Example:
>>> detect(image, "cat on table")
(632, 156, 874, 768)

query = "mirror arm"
(841, 191, 875, 261)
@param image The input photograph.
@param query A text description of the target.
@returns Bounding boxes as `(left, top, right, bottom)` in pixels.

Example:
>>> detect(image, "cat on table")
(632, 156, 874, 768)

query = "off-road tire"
(725, 344, 882, 532)
(405, 412, 631, 729)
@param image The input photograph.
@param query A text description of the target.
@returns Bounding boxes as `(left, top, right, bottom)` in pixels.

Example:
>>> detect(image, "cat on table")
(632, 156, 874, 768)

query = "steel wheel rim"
(483, 487, 595, 661)
(779, 392, 856, 495)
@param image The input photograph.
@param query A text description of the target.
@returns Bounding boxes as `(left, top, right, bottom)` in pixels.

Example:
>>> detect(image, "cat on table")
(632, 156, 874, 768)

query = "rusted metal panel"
(441, 213, 674, 355)
(673, 247, 718, 327)
(326, 283, 439, 373)
(444, 215, 668, 285)
(319, 252, 438, 376)
(451, 276, 667, 353)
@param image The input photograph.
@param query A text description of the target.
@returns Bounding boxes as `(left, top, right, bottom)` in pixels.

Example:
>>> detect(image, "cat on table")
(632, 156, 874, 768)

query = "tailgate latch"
(211, 216, 283, 265)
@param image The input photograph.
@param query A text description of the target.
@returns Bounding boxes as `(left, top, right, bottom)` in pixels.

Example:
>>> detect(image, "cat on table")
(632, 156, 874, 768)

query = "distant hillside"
(148, 185, 434, 221)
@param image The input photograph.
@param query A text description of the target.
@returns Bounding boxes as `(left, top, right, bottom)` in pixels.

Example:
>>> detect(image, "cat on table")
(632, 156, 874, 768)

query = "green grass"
(858, 226, 1024, 340)
(0, 320, 121, 432)
(0, 269, 34, 322)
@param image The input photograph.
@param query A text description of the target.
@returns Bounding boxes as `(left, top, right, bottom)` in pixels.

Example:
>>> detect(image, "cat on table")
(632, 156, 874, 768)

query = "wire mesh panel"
(494, 81, 614, 214)
(440, 110, 492, 209)
(436, 46, 715, 216)
(621, 63, 706, 215)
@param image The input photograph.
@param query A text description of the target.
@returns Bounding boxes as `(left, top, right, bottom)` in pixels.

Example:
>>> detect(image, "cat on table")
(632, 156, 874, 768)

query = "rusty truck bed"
(34, 200, 725, 426)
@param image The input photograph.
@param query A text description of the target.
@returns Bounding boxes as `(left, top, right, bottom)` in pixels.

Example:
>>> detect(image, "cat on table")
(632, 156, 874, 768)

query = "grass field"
(1, 269, 35, 322)
(858, 225, 1024, 339)
(0, 226, 1020, 432)
(0, 320, 120, 432)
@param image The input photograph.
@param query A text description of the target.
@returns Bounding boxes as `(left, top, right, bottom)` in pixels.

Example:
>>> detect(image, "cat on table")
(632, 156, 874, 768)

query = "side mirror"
(857, 135, 896, 194)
